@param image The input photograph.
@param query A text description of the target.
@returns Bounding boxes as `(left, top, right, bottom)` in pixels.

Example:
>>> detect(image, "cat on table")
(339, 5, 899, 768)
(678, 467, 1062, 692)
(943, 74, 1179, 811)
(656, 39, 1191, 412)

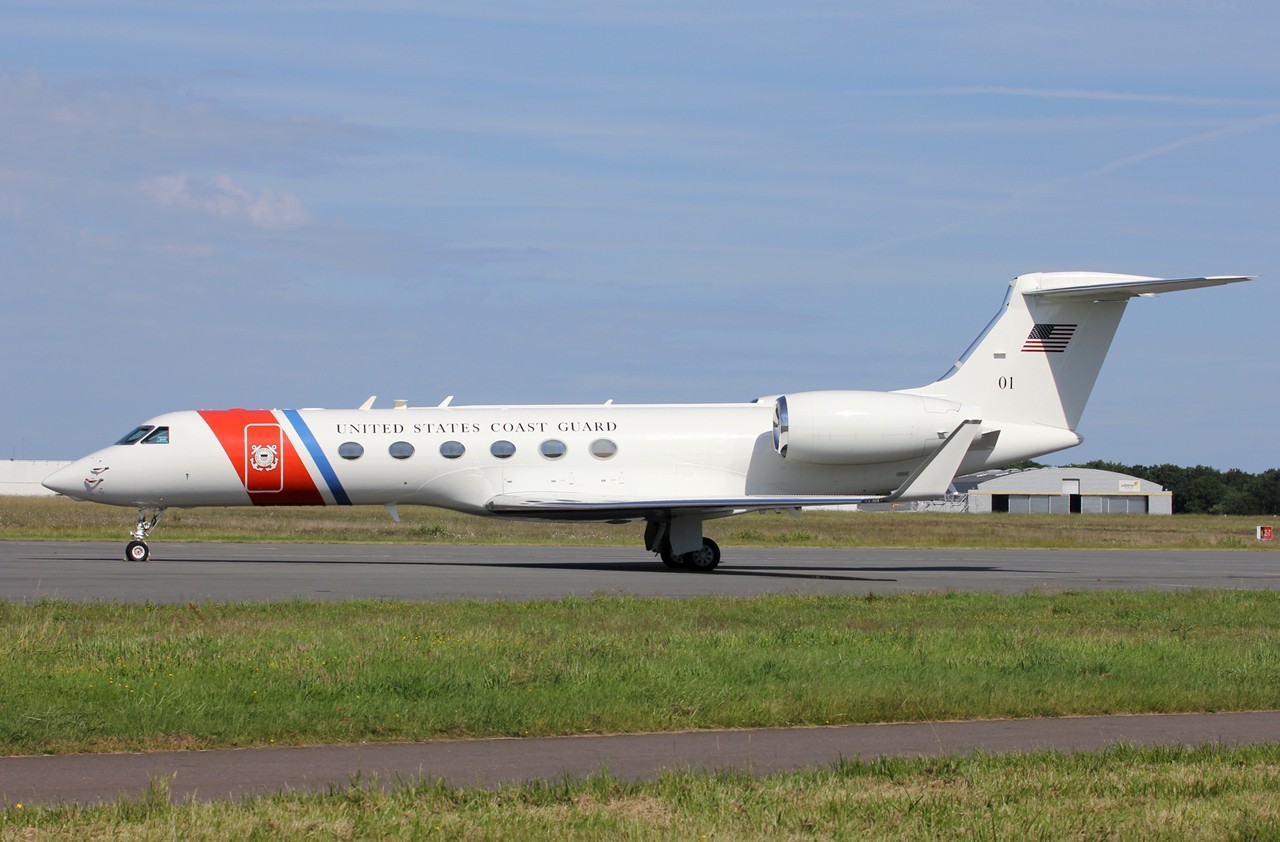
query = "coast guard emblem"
(250, 443, 279, 472)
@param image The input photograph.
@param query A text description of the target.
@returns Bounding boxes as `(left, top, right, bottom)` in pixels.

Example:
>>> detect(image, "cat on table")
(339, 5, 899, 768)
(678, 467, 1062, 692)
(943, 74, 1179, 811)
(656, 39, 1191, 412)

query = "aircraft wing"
(486, 493, 885, 520)
(486, 419, 981, 519)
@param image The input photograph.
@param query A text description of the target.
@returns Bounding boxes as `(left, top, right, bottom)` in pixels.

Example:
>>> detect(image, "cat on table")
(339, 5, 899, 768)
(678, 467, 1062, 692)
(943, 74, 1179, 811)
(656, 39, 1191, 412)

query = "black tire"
(684, 537, 721, 572)
(660, 546, 685, 568)
(125, 541, 150, 563)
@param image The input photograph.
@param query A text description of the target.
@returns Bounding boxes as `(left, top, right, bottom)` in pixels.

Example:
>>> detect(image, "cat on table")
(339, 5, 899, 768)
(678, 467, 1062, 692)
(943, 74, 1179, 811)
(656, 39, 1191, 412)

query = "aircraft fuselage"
(44, 401, 1073, 514)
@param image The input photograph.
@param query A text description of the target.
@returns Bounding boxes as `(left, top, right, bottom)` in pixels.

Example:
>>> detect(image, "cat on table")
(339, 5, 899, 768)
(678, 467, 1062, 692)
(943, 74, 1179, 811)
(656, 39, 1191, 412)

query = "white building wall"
(0, 460, 71, 496)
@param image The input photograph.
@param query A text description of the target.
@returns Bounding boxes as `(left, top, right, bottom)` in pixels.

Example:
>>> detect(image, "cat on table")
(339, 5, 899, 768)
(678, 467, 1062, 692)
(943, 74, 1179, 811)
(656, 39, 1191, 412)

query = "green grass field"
(4, 591, 1279, 755)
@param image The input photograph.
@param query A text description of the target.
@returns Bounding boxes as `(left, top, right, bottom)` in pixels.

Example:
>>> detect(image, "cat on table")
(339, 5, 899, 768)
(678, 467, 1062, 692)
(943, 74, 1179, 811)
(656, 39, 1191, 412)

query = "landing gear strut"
(125, 508, 164, 562)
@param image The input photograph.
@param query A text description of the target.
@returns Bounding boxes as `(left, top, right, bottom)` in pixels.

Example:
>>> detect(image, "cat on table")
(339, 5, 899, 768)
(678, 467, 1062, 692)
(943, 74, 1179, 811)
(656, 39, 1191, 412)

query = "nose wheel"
(125, 508, 164, 562)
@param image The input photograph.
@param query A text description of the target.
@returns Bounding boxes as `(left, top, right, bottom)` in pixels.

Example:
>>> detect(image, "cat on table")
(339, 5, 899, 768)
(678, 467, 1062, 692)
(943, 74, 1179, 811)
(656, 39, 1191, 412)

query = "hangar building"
(955, 467, 1171, 515)
(0, 460, 69, 496)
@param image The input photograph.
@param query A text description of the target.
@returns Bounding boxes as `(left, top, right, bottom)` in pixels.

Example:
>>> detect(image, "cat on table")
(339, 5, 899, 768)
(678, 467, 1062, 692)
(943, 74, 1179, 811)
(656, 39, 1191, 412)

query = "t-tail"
(900, 272, 1250, 460)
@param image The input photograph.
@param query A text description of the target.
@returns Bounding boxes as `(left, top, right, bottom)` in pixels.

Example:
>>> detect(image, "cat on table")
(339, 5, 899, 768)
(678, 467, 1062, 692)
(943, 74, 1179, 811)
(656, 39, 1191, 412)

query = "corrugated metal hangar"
(955, 467, 1172, 515)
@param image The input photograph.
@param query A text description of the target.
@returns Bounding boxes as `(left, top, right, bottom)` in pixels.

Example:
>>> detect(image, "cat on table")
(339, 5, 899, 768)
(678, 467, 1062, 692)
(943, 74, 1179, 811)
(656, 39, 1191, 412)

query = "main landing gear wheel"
(684, 537, 721, 572)
(660, 537, 721, 572)
(125, 541, 150, 563)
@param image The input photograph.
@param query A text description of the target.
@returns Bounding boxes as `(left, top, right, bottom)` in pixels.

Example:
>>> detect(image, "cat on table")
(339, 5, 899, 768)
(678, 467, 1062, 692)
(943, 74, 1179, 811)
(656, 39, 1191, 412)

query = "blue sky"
(3, 1, 1277, 470)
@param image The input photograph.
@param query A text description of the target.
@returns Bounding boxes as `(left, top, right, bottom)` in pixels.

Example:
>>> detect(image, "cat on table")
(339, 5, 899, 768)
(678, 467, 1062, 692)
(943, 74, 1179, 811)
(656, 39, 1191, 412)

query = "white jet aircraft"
(44, 271, 1250, 569)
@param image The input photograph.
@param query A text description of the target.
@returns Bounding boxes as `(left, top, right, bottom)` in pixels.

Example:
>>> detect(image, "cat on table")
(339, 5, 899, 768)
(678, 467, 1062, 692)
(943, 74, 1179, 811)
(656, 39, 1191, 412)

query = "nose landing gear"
(125, 508, 164, 562)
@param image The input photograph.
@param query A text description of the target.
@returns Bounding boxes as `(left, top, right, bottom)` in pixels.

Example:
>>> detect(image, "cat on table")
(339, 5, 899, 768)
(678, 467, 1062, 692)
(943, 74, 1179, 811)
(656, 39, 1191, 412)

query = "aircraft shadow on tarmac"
(416, 559, 1064, 583)
(64, 553, 1062, 584)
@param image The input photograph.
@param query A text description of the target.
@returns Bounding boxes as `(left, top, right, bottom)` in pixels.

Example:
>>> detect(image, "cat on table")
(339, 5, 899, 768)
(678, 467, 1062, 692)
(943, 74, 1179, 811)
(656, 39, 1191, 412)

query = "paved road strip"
(4, 711, 1279, 806)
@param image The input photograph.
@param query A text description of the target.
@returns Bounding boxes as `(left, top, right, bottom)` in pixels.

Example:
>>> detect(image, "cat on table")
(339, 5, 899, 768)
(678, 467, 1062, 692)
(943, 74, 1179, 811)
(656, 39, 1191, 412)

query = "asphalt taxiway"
(2, 541, 1278, 603)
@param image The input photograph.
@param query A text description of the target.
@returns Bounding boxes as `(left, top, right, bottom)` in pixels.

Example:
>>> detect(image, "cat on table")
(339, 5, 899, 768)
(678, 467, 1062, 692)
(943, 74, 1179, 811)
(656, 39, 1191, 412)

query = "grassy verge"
(4, 591, 1279, 756)
(5, 745, 1280, 839)
(2, 496, 1277, 549)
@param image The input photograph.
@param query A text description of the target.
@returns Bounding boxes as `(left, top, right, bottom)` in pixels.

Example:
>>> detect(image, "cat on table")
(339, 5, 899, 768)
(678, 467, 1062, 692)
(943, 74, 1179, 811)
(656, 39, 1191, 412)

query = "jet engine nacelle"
(773, 390, 965, 465)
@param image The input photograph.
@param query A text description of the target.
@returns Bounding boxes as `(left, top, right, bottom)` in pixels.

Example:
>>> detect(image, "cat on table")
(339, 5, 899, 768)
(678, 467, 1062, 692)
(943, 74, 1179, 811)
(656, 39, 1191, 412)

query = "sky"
(3, 1, 1278, 471)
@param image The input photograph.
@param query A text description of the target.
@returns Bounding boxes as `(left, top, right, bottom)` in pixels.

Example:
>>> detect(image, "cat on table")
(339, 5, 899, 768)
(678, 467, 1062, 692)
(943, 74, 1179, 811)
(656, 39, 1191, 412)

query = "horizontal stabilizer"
(1022, 275, 1252, 302)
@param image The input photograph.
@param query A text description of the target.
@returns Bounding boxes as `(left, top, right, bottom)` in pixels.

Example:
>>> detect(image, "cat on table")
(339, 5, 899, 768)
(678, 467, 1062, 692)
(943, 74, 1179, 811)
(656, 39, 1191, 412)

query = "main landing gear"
(660, 537, 722, 572)
(124, 507, 164, 562)
(645, 518, 722, 572)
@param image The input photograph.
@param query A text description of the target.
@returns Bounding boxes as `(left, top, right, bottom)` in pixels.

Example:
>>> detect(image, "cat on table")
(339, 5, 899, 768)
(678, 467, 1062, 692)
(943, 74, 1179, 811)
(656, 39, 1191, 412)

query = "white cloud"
(0, 71, 371, 179)
(1085, 111, 1280, 177)
(141, 172, 312, 229)
(857, 86, 1280, 108)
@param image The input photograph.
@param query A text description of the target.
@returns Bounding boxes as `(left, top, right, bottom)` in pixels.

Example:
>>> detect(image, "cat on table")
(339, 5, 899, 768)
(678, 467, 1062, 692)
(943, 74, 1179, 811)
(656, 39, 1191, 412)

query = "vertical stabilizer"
(902, 272, 1249, 431)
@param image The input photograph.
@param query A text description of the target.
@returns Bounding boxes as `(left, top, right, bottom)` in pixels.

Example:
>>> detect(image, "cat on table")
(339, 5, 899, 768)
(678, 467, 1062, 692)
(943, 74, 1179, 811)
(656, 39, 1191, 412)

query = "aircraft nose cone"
(43, 461, 94, 500)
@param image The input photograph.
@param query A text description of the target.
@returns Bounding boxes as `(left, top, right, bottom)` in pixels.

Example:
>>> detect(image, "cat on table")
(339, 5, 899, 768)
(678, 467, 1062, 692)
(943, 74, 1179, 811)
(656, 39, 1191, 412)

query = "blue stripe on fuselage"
(282, 409, 352, 506)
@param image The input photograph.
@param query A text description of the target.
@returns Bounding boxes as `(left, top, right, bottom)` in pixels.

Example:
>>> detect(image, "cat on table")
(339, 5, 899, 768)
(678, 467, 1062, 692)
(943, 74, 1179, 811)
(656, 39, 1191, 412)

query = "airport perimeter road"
(2, 541, 1278, 602)
(4, 711, 1280, 806)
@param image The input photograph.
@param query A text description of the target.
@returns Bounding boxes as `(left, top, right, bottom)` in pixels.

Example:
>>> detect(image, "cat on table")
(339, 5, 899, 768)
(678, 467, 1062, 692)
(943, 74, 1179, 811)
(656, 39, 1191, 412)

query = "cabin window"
(116, 426, 154, 445)
(388, 441, 415, 460)
(337, 442, 364, 460)
(539, 439, 567, 459)
(140, 427, 170, 444)
(589, 438, 618, 459)
(439, 441, 465, 459)
(490, 440, 516, 459)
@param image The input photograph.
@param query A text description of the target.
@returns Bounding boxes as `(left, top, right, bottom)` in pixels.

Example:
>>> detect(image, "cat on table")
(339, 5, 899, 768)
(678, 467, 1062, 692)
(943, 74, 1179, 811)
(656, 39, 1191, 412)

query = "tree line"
(1065, 461, 1280, 516)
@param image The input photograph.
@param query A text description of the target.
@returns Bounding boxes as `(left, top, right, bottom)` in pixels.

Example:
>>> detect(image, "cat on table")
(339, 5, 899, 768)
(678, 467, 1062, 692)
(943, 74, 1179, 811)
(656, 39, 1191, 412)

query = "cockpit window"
(116, 426, 154, 445)
(141, 426, 170, 445)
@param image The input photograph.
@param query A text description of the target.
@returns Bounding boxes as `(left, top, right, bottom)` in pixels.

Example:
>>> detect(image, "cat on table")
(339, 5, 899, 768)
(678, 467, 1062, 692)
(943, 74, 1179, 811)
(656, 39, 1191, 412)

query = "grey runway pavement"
(2, 541, 1279, 603)
(5, 712, 1280, 807)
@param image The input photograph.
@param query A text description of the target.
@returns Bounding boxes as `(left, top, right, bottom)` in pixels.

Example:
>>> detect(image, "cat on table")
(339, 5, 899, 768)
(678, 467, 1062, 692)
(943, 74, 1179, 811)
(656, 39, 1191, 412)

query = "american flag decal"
(1022, 323, 1077, 353)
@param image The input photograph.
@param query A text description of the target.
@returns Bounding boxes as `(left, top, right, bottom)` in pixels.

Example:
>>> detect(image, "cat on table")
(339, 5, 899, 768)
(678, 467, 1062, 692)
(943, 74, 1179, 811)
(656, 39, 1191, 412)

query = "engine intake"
(773, 391, 964, 465)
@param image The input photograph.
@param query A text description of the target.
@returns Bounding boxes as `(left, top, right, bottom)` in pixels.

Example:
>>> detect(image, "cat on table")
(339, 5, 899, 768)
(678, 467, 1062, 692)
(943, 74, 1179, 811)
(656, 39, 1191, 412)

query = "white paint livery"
(44, 272, 1251, 569)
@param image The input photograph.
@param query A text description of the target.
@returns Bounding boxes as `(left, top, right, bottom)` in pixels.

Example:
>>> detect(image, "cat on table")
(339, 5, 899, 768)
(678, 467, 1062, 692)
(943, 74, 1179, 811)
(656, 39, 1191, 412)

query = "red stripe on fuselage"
(197, 409, 325, 506)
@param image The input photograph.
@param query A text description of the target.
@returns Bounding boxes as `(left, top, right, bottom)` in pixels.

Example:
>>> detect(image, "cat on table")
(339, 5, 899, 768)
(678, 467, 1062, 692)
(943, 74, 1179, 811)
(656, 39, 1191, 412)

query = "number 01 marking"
(998, 376, 1014, 390)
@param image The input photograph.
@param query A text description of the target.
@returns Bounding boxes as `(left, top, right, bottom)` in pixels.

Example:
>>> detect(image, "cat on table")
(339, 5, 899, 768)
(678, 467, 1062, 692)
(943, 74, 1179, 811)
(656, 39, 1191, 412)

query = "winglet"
(882, 419, 981, 502)
(359, 395, 376, 410)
